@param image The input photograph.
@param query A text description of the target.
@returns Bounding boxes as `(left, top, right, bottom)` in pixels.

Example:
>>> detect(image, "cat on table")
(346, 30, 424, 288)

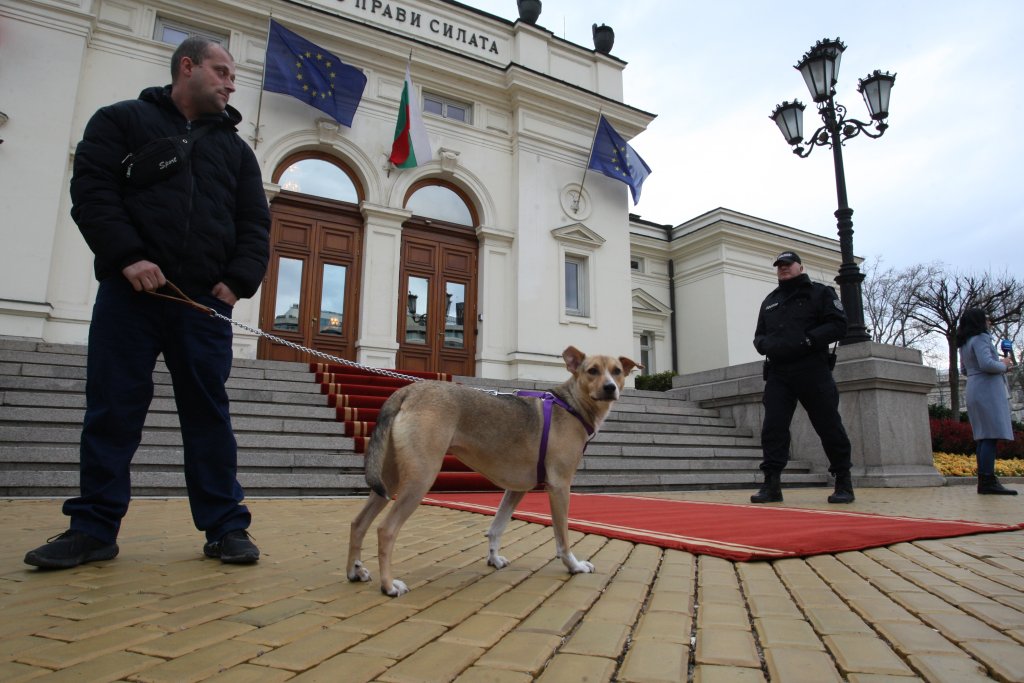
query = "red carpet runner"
(421, 492, 1024, 561)
(311, 362, 501, 492)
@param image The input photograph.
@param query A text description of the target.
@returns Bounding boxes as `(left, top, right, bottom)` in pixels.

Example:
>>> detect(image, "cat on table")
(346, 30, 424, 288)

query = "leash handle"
(144, 279, 216, 316)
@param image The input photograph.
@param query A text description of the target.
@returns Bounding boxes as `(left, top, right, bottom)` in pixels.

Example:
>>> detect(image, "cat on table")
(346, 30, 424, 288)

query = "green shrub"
(635, 371, 676, 392)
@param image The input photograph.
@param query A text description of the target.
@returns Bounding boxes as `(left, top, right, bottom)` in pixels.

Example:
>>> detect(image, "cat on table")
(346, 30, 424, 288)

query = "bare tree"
(906, 269, 1024, 416)
(862, 258, 937, 347)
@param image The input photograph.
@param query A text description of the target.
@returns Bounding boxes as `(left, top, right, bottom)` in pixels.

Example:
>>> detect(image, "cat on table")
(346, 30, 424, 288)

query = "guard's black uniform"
(753, 273, 851, 475)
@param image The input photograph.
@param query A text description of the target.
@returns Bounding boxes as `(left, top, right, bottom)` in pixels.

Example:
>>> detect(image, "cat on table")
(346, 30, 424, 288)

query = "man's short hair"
(170, 37, 220, 81)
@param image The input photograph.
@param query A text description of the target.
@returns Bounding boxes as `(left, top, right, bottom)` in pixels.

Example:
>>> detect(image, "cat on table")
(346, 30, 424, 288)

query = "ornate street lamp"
(770, 38, 896, 345)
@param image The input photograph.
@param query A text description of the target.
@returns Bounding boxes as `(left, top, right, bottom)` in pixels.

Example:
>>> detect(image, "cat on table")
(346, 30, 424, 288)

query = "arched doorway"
(259, 153, 363, 363)
(396, 180, 479, 377)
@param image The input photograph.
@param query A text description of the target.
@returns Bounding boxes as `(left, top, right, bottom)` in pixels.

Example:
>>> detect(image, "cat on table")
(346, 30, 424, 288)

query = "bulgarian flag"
(389, 63, 433, 168)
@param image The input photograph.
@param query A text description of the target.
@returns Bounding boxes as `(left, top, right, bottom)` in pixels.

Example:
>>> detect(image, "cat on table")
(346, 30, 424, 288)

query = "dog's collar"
(515, 390, 594, 486)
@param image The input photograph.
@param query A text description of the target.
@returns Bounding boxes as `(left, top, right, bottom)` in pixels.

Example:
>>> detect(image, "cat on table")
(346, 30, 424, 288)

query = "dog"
(346, 346, 641, 596)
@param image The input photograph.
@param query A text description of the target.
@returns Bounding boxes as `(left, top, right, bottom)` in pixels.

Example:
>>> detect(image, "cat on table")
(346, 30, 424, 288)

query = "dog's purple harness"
(515, 390, 595, 486)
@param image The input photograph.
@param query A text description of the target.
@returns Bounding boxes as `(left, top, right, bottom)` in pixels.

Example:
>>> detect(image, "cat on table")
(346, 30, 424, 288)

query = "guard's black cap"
(773, 251, 802, 267)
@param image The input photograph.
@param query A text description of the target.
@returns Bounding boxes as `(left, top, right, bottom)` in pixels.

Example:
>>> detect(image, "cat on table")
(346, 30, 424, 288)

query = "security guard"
(751, 250, 854, 504)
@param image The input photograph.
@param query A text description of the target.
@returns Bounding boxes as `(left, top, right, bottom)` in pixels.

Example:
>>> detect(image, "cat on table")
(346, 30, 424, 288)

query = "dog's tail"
(364, 390, 404, 499)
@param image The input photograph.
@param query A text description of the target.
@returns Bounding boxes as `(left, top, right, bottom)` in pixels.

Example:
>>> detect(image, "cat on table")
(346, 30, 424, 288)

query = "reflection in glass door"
(404, 276, 429, 345)
(273, 257, 304, 332)
(444, 281, 465, 349)
(319, 264, 347, 335)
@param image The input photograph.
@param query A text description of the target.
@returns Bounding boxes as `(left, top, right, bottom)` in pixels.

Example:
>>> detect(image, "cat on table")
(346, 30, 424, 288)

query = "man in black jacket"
(750, 250, 854, 504)
(25, 37, 270, 568)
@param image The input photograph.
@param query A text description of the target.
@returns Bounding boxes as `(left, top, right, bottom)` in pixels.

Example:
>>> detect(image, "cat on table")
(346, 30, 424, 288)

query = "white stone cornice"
(359, 202, 412, 228)
(551, 223, 606, 249)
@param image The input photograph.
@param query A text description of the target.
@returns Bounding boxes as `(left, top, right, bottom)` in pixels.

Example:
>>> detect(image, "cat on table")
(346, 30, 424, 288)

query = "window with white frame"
(631, 256, 644, 273)
(564, 254, 588, 317)
(154, 17, 228, 47)
(639, 332, 653, 375)
(423, 91, 473, 124)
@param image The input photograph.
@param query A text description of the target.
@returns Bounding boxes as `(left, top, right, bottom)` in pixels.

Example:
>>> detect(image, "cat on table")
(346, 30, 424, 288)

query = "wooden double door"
(258, 195, 361, 363)
(259, 198, 478, 376)
(396, 220, 478, 377)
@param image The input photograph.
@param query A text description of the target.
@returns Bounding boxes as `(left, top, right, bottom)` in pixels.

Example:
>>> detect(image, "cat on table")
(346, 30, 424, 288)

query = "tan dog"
(346, 346, 641, 596)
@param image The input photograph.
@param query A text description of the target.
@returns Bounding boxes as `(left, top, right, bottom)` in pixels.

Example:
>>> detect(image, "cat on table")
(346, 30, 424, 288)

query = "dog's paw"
(347, 561, 372, 583)
(487, 554, 511, 569)
(381, 579, 409, 597)
(569, 560, 595, 574)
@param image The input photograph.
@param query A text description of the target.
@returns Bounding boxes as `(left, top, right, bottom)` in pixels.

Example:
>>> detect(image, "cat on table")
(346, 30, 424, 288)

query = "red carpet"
(310, 363, 499, 491)
(421, 492, 1024, 561)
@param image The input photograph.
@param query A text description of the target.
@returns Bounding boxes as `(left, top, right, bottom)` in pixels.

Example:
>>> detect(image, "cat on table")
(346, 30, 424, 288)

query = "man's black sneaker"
(204, 530, 259, 564)
(24, 530, 119, 569)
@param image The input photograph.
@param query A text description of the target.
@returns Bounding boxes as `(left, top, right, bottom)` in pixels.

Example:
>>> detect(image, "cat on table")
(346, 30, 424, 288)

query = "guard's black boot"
(827, 471, 855, 504)
(751, 471, 783, 503)
(978, 474, 1018, 496)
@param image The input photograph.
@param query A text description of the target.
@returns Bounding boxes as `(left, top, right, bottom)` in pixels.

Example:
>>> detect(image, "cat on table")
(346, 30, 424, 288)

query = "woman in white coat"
(956, 307, 1018, 495)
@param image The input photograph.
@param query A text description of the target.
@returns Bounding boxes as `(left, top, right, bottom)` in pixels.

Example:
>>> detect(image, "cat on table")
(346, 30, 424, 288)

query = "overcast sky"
(468, 0, 1024, 278)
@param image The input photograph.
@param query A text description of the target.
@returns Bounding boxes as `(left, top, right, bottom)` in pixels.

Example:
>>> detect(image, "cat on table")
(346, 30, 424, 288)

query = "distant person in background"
(956, 307, 1018, 495)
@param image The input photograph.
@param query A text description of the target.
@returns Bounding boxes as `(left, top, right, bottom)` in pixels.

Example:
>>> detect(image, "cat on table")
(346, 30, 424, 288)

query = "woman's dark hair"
(955, 307, 989, 348)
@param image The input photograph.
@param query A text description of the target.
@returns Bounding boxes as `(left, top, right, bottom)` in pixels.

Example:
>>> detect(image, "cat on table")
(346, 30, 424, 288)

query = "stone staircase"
(0, 337, 828, 496)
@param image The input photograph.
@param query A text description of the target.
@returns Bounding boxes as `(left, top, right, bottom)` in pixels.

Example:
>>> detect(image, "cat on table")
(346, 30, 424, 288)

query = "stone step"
(0, 335, 785, 496)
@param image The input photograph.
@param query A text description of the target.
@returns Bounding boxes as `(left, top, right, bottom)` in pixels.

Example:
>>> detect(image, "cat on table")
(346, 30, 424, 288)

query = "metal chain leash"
(208, 311, 429, 384)
(146, 281, 426, 384)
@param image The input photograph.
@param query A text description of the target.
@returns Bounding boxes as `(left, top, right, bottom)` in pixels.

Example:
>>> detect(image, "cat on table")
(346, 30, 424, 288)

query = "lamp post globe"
(770, 38, 895, 345)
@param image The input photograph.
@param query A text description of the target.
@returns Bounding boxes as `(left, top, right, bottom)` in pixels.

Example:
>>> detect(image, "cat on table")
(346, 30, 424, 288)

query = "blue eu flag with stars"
(263, 20, 367, 127)
(587, 115, 652, 204)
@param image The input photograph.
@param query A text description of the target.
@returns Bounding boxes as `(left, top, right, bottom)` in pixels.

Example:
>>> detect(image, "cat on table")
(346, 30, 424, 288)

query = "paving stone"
(332, 604, 419, 635)
(139, 600, 246, 632)
(919, 611, 1013, 643)
(234, 613, 337, 647)
(644, 589, 694, 614)
(960, 600, 1024, 630)
(478, 590, 546, 618)
(130, 639, 264, 683)
(618, 638, 688, 683)
(583, 596, 643, 625)
(694, 627, 760, 668)
(440, 613, 518, 648)
(377, 640, 485, 683)
(845, 597, 917, 623)
(535, 653, 616, 682)
(31, 650, 161, 682)
(453, 667, 534, 683)
(37, 606, 160, 641)
(906, 653, 994, 683)
(764, 647, 844, 683)
(872, 621, 963, 657)
(516, 601, 584, 636)
(253, 627, 366, 671)
(409, 598, 485, 627)
(754, 617, 824, 650)
(633, 609, 691, 643)
(283, 651, 393, 683)
(202, 663, 296, 683)
(692, 663, 766, 682)
(130, 619, 255, 658)
(560, 620, 630, 657)
(823, 634, 915, 676)
(474, 632, 561, 674)
(958, 639, 1024, 682)
(225, 597, 318, 627)
(18, 626, 164, 669)
(746, 595, 804, 619)
(0, 661, 50, 682)
(697, 603, 749, 630)
(348, 620, 446, 659)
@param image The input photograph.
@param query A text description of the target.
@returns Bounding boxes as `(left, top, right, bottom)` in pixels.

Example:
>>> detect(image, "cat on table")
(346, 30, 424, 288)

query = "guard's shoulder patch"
(834, 298, 845, 311)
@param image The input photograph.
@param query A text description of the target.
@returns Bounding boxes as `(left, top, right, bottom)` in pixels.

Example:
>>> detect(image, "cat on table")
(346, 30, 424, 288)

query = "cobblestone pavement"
(2, 486, 1023, 682)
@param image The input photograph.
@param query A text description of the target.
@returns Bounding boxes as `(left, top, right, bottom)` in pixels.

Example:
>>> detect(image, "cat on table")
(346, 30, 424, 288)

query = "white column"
(475, 224, 516, 379)
(356, 203, 410, 368)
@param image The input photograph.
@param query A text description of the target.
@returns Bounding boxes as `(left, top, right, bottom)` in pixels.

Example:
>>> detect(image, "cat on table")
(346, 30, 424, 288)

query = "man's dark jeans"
(63, 277, 250, 544)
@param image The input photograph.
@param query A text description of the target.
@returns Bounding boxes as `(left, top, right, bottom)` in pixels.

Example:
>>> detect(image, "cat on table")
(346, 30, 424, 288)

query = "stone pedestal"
(670, 342, 945, 487)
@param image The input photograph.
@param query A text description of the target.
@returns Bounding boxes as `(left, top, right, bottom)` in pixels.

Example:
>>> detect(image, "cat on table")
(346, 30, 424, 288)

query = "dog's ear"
(563, 346, 585, 373)
(619, 357, 643, 376)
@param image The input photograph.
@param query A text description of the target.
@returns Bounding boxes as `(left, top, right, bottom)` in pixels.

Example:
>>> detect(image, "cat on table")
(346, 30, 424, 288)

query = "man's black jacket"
(753, 274, 848, 365)
(70, 86, 270, 299)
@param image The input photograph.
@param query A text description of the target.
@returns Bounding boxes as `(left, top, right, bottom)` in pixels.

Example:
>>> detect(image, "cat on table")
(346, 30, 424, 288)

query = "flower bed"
(930, 419, 1024, 458)
(933, 452, 1024, 477)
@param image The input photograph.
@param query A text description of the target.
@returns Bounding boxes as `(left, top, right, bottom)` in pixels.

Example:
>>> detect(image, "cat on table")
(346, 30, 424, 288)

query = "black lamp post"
(770, 38, 896, 345)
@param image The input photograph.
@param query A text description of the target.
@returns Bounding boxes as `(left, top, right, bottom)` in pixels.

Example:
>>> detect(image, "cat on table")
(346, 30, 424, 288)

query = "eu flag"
(587, 115, 652, 204)
(263, 20, 367, 127)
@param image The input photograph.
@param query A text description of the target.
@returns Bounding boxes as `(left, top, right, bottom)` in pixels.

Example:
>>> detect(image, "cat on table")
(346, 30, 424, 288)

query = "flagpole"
(252, 16, 274, 150)
(572, 112, 603, 214)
